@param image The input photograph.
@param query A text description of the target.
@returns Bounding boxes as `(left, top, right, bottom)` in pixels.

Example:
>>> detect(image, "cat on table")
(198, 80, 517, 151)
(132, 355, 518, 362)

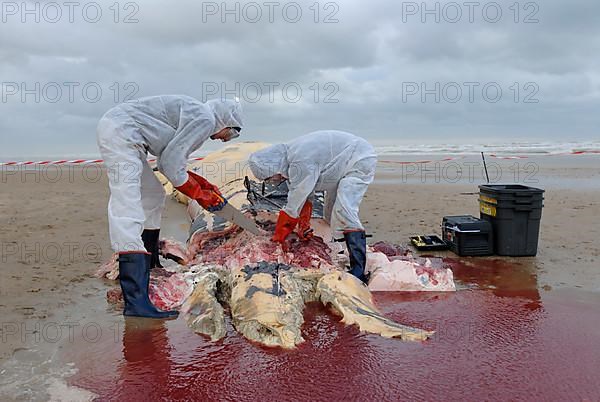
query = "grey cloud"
(0, 0, 599, 158)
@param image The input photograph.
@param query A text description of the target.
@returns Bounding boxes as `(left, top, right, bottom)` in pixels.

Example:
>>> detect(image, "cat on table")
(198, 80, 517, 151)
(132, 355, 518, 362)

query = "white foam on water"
(374, 141, 600, 156)
(47, 377, 97, 402)
(3, 141, 600, 161)
(0, 347, 97, 402)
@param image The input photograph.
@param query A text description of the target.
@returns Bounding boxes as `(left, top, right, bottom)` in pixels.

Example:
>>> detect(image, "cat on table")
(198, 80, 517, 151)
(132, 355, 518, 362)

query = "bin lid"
(479, 184, 544, 194)
(442, 215, 492, 232)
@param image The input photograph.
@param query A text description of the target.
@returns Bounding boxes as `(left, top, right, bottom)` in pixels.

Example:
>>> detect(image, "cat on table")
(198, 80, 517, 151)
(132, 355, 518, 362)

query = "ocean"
(2, 141, 600, 163)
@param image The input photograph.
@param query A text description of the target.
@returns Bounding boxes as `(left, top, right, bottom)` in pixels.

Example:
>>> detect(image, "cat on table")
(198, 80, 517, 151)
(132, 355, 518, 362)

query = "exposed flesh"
(99, 143, 455, 348)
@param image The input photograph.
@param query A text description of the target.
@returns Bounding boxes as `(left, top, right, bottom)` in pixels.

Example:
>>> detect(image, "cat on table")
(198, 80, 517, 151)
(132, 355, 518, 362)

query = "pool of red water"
(65, 258, 600, 401)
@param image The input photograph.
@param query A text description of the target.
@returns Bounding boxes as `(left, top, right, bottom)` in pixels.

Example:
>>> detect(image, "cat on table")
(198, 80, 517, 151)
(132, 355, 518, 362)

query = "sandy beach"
(365, 154, 600, 291)
(6, 0, 600, 397)
(1, 155, 599, 399)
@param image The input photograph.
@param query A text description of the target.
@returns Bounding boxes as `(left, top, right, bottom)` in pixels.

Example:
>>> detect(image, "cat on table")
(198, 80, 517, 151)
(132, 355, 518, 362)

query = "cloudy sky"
(1, 0, 599, 157)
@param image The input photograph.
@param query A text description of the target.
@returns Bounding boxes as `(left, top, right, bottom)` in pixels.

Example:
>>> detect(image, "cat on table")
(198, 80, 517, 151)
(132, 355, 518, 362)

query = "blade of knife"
(212, 203, 263, 235)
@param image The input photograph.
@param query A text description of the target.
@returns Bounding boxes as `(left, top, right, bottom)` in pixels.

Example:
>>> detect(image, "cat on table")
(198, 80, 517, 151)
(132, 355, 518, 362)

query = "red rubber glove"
(175, 172, 226, 211)
(272, 210, 299, 244)
(187, 171, 222, 195)
(296, 200, 313, 241)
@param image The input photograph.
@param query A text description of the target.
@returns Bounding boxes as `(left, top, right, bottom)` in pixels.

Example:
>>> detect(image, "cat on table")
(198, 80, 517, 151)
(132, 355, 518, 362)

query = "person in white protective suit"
(248, 130, 377, 283)
(97, 95, 243, 318)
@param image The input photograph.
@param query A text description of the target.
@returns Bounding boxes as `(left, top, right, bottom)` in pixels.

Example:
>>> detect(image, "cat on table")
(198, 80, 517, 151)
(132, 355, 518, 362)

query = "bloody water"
(65, 258, 600, 401)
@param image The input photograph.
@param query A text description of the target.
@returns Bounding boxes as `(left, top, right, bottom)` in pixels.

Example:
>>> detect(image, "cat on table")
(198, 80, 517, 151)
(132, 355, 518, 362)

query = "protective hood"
(206, 99, 244, 133)
(248, 144, 289, 180)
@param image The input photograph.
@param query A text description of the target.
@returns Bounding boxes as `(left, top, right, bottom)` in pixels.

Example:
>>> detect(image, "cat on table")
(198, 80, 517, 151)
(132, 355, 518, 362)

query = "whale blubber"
(171, 143, 434, 347)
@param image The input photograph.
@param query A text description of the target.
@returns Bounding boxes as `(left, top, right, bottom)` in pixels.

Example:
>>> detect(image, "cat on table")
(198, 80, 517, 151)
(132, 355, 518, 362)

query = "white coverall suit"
(248, 130, 377, 238)
(97, 95, 243, 252)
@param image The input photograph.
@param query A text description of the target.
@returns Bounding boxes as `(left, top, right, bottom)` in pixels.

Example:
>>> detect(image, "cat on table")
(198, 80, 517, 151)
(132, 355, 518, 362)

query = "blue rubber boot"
(344, 231, 368, 284)
(141, 229, 163, 269)
(118, 252, 178, 319)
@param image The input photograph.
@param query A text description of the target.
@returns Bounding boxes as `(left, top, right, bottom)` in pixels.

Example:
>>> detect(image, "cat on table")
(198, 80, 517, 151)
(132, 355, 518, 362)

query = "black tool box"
(442, 215, 494, 256)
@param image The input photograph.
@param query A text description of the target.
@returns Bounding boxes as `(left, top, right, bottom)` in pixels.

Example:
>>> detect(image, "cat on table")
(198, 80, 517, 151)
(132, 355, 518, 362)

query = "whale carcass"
(97, 143, 455, 348)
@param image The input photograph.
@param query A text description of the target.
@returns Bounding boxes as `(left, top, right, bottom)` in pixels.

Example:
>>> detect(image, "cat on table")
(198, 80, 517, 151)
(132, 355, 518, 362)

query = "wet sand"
(0, 156, 599, 400)
(363, 153, 600, 291)
(61, 287, 600, 401)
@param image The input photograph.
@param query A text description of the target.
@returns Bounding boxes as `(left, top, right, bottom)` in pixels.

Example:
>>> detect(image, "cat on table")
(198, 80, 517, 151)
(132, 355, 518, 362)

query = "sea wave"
(374, 142, 600, 156)
(3, 141, 600, 161)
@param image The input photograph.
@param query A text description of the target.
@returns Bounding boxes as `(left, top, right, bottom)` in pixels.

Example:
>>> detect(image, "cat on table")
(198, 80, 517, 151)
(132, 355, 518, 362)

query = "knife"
(211, 202, 264, 235)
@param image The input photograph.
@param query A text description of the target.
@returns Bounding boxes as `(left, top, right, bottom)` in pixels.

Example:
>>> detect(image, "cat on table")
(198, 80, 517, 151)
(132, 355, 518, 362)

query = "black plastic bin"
(479, 185, 544, 256)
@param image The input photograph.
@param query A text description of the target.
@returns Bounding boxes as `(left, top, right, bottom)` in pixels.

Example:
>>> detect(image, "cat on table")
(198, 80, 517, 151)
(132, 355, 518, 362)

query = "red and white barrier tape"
(379, 156, 465, 165)
(379, 150, 599, 164)
(0, 157, 204, 167)
(2, 150, 597, 167)
(0, 159, 104, 166)
(489, 150, 600, 160)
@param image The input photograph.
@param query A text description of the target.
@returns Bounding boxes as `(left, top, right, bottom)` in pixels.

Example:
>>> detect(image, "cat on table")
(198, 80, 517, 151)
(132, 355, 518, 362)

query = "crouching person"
(248, 130, 376, 283)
